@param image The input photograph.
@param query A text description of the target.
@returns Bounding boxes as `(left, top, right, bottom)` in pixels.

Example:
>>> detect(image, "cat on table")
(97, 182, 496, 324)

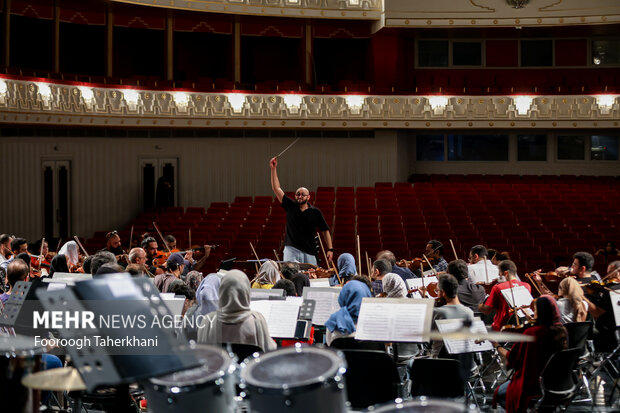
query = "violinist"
(164, 235, 179, 252)
(142, 236, 160, 275)
(333, 253, 357, 286)
(478, 260, 531, 331)
(493, 296, 568, 413)
(467, 245, 499, 284)
(30, 239, 51, 275)
(0, 259, 29, 304)
(370, 259, 392, 295)
(154, 252, 188, 293)
(429, 273, 475, 381)
(556, 251, 600, 284)
(0, 234, 13, 264)
(425, 240, 448, 274)
(448, 259, 486, 313)
(583, 260, 620, 352)
(280, 262, 309, 297)
(378, 250, 415, 282)
(100, 230, 127, 267)
(58, 241, 80, 270)
(556, 277, 588, 323)
(0, 237, 29, 271)
(127, 247, 149, 276)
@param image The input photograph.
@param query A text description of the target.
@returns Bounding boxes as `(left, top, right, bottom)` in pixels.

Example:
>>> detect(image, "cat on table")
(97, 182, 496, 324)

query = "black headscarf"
(49, 254, 69, 277)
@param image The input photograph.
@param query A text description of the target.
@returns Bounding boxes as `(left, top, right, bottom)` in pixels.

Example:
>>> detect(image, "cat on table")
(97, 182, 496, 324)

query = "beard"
(297, 199, 308, 205)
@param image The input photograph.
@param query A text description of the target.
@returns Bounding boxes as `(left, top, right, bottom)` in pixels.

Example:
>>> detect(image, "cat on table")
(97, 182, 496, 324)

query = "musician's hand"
(556, 266, 570, 276)
(307, 268, 317, 279)
(269, 157, 278, 169)
(184, 251, 194, 263)
(533, 269, 543, 282)
(326, 250, 333, 262)
(203, 245, 212, 258)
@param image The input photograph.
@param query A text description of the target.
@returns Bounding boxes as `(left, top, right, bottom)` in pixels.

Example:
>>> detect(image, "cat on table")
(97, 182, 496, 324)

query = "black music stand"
(36, 275, 200, 393)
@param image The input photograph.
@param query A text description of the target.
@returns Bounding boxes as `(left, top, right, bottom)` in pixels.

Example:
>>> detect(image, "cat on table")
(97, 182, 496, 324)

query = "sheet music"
(250, 300, 301, 338)
(160, 294, 186, 316)
(501, 285, 534, 318)
(309, 278, 330, 288)
(52, 272, 93, 281)
(610, 290, 620, 327)
(250, 288, 284, 300)
(355, 298, 434, 342)
(302, 287, 341, 326)
(406, 276, 438, 290)
(435, 318, 494, 354)
(286, 296, 303, 305)
(47, 282, 66, 291)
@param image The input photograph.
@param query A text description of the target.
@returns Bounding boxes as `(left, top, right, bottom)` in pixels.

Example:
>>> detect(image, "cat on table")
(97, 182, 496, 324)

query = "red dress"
(504, 325, 555, 412)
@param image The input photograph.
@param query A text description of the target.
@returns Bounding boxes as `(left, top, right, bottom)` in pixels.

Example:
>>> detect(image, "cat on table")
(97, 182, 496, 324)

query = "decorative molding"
(112, 0, 381, 20)
(0, 77, 618, 130)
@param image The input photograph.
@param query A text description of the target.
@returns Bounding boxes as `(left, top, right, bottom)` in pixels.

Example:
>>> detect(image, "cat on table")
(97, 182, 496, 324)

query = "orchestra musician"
(369, 259, 392, 295)
(556, 251, 601, 283)
(333, 253, 357, 286)
(0, 259, 29, 304)
(141, 236, 162, 275)
(100, 230, 127, 266)
(467, 245, 500, 284)
(478, 260, 531, 331)
(583, 260, 620, 352)
(0, 237, 29, 272)
(425, 240, 449, 274)
(377, 250, 415, 282)
(429, 273, 475, 381)
(0, 233, 13, 264)
(164, 235, 178, 252)
(270, 156, 333, 265)
(447, 259, 486, 313)
(493, 295, 568, 413)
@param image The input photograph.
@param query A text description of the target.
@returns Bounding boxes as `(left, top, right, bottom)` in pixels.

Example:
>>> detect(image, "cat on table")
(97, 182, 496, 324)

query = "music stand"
(36, 275, 199, 392)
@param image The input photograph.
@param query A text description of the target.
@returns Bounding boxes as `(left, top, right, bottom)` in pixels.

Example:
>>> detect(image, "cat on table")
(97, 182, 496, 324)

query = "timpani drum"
(0, 335, 44, 413)
(143, 344, 236, 413)
(367, 398, 477, 412)
(239, 346, 348, 413)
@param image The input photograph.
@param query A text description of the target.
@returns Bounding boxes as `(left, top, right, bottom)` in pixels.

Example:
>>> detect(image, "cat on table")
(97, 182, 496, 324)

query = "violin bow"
(73, 235, 90, 257)
(524, 273, 543, 296)
(356, 235, 362, 277)
(128, 225, 134, 253)
(422, 254, 438, 276)
(273, 249, 281, 263)
(37, 237, 45, 270)
(507, 278, 522, 328)
(449, 239, 458, 260)
(55, 238, 62, 254)
(317, 231, 341, 285)
(152, 222, 171, 253)
(483, 257, 489, 284)
(188, 228, 192, 251)
(365, 251, 371, 278)
(249, 241, 261, 275)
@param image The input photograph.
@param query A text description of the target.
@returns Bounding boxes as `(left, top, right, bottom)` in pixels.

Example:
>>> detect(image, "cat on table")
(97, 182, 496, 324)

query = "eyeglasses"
(295, 193, 309, 197)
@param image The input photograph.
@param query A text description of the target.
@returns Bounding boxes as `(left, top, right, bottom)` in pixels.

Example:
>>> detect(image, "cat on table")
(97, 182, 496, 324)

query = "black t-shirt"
(281, 195, 329, 256)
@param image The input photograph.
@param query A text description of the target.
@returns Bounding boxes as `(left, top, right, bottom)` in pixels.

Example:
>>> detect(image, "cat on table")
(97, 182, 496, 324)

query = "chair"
(532, 347, 581, 411)
(409, 358, 465, 399)
(339, 349, 400, 409)
(329, 337, 384, 351)
(564, 321, 593, 352)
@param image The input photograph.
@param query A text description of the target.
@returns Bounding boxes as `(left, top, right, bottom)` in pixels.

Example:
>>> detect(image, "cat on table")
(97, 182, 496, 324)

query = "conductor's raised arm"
(270, 157, 285, 203)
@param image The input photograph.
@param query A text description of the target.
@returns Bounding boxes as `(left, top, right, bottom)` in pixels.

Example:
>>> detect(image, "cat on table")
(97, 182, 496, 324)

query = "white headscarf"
(254, 260, 281, 286)
(59, 241, 79, 266)
(382, 273, 407, 298)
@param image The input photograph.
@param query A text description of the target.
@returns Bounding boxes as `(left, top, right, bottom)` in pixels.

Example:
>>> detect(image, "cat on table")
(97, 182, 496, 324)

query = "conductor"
(270, 157, 333, 266)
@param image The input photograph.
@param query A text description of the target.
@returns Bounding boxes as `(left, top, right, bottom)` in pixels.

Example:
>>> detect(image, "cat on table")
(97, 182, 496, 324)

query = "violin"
(303, 267, 335, 279)
(397, 257, 437, 272)
(476, 279, 499, 295)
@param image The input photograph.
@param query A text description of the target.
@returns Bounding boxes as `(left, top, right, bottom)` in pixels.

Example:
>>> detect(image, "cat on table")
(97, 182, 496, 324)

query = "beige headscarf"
(254, 260, 281, 286)
(558, 277, 587, 322)
(382, 273, 407, 298)
(58, 241, 79, 266)
(198, 270, 275, 351)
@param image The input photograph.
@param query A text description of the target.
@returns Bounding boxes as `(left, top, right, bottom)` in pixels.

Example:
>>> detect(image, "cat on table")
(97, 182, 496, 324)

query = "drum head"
(242, 347, 343, 389)
(150, 345, 230, 387)
(369, 399, 471, 412)
(0, 335, 44, 356)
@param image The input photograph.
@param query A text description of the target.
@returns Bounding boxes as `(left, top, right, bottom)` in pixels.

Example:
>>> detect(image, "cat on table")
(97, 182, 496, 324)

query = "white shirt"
(468, 260, 499, 284)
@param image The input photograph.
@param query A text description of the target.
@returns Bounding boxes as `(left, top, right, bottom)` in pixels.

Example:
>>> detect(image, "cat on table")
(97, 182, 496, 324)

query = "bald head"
(294, 187, 310, 205)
